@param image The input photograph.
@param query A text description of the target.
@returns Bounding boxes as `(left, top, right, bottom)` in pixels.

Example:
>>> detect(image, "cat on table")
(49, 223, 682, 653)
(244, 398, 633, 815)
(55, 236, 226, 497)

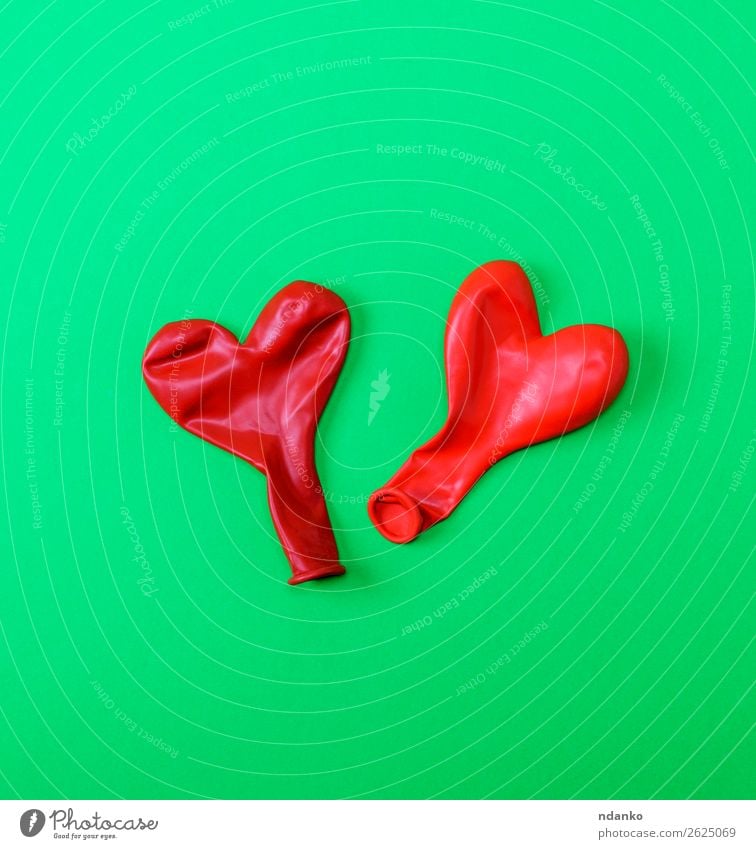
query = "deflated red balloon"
(368, 261, 629, 543)
(143, 282, 350, 585)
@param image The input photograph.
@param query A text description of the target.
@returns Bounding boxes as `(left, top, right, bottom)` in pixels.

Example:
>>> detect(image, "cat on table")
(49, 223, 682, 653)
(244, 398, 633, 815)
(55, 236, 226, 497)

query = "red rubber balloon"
(142, 282, 350, 585)
(368, 261, 629, 543)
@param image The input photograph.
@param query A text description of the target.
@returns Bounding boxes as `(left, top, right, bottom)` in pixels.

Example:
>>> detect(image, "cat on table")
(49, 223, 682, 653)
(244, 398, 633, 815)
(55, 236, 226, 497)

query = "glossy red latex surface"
(368, 261, 629, 543)
(143, 282, 350, 584)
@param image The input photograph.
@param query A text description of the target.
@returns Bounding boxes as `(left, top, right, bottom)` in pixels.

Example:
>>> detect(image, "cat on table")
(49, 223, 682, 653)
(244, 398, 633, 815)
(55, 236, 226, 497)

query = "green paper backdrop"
(1, 0, 753, 800)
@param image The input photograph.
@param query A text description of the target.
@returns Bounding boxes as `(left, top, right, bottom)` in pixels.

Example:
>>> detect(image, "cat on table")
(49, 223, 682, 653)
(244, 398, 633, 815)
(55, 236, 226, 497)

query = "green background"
(1, 0, 753, 800)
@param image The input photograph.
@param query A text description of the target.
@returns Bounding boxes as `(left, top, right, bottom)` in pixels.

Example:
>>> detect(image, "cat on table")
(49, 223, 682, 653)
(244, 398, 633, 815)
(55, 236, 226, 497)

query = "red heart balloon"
(143, 282, 350, 584)
(369, 261, 629, 543)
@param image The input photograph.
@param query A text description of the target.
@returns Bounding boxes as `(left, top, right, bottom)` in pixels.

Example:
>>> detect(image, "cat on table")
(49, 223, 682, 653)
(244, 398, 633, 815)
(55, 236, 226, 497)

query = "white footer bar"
(1, 800, 753, 848)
